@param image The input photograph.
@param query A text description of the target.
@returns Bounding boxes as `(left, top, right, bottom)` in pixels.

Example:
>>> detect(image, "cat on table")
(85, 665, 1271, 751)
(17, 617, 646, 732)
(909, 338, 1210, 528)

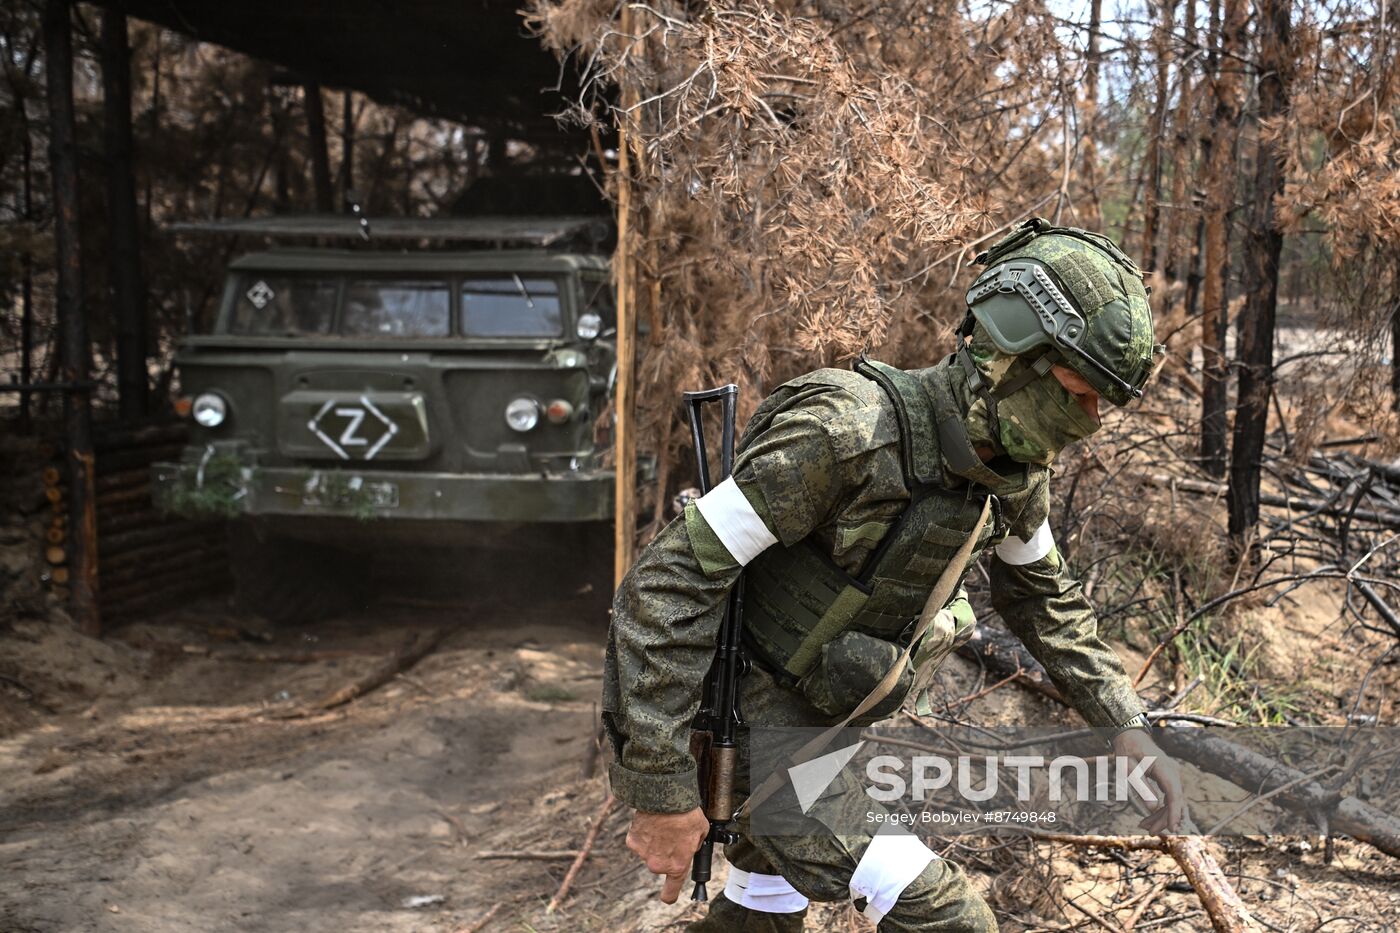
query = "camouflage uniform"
(603, 224, 1152, 931)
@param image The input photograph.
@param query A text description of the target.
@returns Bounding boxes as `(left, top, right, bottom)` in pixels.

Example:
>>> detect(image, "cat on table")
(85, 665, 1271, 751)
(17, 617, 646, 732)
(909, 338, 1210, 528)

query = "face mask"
(993, 373, 1101, 465)
(958, 325, 1102, 466)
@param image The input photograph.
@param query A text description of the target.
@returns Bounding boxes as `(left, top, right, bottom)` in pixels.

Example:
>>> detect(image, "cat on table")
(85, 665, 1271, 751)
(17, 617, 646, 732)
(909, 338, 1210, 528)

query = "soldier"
(604, 218, 1186, 931)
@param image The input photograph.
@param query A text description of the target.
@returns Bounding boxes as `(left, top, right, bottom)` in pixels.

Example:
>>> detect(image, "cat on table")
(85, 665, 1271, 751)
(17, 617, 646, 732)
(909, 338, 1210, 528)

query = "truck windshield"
(461, 276, 563, 337)
(229, 276, 337, 336)
(343, 280, 451, 337)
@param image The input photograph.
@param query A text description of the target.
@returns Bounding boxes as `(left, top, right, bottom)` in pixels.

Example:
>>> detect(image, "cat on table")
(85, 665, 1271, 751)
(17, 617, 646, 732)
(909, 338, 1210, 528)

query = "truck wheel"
(228, 524, 370, 625)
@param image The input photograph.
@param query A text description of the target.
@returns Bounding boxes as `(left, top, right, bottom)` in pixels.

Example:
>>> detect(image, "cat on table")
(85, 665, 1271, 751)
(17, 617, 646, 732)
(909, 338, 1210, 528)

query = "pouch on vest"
(910, 595, 979, 715)
(911, 591, 977, 673)
(796, 629, 915, 719)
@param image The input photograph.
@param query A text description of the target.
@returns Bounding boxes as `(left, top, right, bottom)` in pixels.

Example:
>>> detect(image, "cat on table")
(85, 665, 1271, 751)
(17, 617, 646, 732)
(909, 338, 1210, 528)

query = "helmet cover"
(966, 219, 1159, 406)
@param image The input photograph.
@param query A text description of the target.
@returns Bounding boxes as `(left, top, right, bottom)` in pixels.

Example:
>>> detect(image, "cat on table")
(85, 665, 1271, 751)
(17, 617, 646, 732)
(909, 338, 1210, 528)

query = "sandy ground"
(2, 542, 1399, 932)
(0, 583, 652, 933)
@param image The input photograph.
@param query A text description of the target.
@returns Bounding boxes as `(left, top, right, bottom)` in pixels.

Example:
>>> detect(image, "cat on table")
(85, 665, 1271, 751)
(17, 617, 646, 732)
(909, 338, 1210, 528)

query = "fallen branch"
(1143, 473, 1400, 528)
(1065, 891, 1128, 933)
(1123, 877, 1170, 931)
(1318, 434, 1380, 449)
(965, 623, 1400, 859)
(952, 669, 1023, 706)
(1154, 729, 1400, 858)
(475, 849, 585, 861)
(456, 902, 502, 933)
(1357, 455, 1400, 486)
(1020, 830, 1257, 931)
(1133, 569, 1350, 687)
(308, 628, 448, 711)
(1163, 837, 1261, 932)
(1137, 909, 1206, 929)
(1354, 580, 1400, 639)
(545, 793, 617, 914)
(217, 646, 446, 724)
(1200, 764, 1340, 836)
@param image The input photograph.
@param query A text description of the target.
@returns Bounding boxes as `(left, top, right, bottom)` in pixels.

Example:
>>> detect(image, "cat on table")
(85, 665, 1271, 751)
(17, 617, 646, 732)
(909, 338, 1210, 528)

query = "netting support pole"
(44, 0, 101, 636)
(612, 4, 639, 589)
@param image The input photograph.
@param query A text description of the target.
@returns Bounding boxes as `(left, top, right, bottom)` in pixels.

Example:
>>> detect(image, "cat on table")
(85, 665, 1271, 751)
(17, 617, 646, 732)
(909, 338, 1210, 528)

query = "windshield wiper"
(512, 274, 535, 309)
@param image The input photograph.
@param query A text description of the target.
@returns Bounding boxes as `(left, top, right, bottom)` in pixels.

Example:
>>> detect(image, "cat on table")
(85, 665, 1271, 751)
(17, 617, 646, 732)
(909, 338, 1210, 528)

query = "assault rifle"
(683, 384, 746, 902)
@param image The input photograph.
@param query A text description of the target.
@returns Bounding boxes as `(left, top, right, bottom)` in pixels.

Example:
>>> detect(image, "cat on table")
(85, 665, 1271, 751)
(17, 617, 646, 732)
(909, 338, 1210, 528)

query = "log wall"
(43, 419, 229, 628)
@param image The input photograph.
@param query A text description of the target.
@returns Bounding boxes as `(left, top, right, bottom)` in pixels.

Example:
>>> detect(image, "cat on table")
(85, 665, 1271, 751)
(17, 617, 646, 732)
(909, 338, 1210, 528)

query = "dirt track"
(0, 584, 677, 933)
(3, 569, 1400, 931)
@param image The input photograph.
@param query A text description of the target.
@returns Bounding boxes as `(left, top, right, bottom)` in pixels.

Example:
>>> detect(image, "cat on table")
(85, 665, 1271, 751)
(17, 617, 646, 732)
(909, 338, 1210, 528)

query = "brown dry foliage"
(527, 0, 1400, 521)
(1274, 3, 1400, 449)
(527, 1, 1094, 496)
(1278, 6, 1400, 254)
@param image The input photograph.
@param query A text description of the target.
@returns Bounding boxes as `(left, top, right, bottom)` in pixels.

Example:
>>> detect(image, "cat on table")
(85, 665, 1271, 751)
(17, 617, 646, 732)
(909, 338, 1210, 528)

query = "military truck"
(153, 216, 621, 622)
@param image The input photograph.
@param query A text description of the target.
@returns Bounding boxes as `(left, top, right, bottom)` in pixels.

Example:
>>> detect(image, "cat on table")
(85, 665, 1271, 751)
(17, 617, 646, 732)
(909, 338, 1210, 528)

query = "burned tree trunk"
(1140, 0, 1175, 274)
(44, 0, 101, 636)
(271, 89, 293, 213)
(1185, 214, 1207, 322)
(340, 90, 355, 205)
(143, 29, 160, 227)
(20, 147, 35, 431)
(1227, 0, 1292, 544)
(1184, 0, 1213, 325)
(303, 83, 333, 212)
(1080, 0, 1103, 228)
(1164, 0, 1198, 285)
(3, 36, 39, 430)
(1391, 294, 1399, 412)
(101, 3, 148, 421)
(365, 117, 401, 213)
(1199, 0, 1244, 478)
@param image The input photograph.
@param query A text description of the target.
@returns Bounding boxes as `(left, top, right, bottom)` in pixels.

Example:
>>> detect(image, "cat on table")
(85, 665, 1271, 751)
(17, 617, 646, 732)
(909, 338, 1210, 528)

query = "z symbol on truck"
(308, 396, 399, 460)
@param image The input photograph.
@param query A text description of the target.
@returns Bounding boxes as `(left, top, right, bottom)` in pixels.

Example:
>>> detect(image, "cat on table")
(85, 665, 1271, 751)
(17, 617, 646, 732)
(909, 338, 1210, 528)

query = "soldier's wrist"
(607, 761, 703, 814)
(1105, 712, 1152, 748)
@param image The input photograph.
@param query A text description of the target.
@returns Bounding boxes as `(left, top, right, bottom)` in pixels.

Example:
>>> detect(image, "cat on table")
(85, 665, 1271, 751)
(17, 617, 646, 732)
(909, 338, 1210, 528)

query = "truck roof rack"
(167, 214, 611, 248)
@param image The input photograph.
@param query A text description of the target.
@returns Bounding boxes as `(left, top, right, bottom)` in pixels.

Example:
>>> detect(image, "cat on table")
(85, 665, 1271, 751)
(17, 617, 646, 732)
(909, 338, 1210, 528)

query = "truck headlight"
(505, 397, 540, 432)
(192, 392, 228, 428)
(577, 312, 603, 340)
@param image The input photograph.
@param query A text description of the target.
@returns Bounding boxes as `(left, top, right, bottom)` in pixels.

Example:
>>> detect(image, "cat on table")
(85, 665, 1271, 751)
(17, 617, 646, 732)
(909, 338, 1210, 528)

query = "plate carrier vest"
(741, 359, 1007, 686)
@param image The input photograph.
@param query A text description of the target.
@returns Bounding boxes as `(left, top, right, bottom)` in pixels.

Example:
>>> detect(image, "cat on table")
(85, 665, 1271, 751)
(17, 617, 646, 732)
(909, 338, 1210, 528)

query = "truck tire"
(228, 523, 370, 625)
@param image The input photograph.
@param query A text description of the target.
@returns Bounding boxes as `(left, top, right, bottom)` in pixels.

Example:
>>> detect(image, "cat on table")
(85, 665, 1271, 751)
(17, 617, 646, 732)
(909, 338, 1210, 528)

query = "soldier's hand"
(1113, 729, 1188, 833)
(626, 807, 709, 903)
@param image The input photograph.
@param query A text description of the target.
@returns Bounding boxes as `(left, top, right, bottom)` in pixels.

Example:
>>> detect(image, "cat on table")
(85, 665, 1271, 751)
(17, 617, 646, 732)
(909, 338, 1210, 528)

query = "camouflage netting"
(526, 0, 1094, 530)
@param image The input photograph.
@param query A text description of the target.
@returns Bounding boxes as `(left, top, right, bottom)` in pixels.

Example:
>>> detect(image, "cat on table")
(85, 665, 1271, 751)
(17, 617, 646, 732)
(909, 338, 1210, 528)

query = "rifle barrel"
(682, 384, 745, 903)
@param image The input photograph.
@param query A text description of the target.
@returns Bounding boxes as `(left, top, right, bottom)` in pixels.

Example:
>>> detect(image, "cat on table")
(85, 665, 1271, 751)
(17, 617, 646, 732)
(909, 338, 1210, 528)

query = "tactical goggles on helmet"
(964, 258, 1158, 404)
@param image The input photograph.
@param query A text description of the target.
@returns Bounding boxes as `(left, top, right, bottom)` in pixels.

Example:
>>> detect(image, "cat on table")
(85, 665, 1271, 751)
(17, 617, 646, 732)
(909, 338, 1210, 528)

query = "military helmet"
(962, 218, 1160, 406)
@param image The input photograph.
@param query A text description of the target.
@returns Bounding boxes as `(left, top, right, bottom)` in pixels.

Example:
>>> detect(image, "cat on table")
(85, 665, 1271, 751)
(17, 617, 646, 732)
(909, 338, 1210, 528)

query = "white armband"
(694, 476, 779, 566)
(849, 828, 937, 923)
(724, 867, 810, 913)
(995, 518, 1054, 565)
